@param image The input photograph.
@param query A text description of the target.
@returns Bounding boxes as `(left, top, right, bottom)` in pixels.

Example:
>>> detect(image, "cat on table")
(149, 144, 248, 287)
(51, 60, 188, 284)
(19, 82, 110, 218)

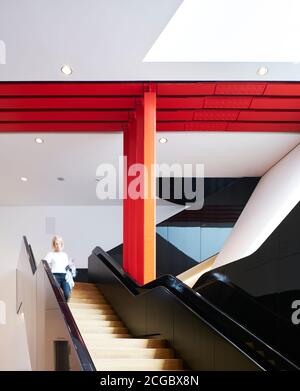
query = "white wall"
(215, 143, 300, 268)
(0, 202, 183, 370)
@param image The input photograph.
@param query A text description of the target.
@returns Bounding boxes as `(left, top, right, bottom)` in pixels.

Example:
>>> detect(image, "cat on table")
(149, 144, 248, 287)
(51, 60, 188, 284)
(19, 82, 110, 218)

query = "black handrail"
(92, 246, 299, 371)
(41, 261, 96, 371)
(23, 236, 37, 274)
(22, 236, 96, 371)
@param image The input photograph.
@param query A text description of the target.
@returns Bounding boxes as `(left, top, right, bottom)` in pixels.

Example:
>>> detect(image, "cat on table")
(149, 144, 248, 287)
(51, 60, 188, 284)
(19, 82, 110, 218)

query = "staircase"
(68, 282, 184, 371)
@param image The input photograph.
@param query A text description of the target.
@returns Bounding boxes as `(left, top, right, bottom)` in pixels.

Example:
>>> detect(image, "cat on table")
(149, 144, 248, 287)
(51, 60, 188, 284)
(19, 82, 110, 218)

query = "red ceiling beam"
(0, 110, 130, 122)
(1, 109, 299, 123)
(0, 82, 300, 133)
(157, 122, 300, 132)
(158, 97, 205, 109)
(1, 82, 300, 98)
(0, 83, 144, 96)
(227, 122, 300, 132)
(157, 122, 228, 131)
(263, 83, 300, 96)
(2, 110, 299, 124)
(157, 110, 194, 121)
(1, 121, 299, 133)
(251, 98, 300, 109)
(214, 82, 266, 96)
(157, 82, 267, 96)
(159, 110, 300, 122)
(157, 109, 239, 121)
(237, 111, 300, 122)
(157, 83, 216, 96)
(0, 122, 124, 132)
(0, 97, 136, 110)
(204, 97, 252, 109)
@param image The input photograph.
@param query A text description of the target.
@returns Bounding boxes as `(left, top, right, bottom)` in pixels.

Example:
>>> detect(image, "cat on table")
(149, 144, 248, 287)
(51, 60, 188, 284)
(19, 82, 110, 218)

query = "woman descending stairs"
(68, 282, 184, 371)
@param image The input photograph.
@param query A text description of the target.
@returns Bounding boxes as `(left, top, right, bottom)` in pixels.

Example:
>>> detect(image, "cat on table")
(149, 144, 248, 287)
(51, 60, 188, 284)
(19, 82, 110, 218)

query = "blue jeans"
(53, 273, 71, 301)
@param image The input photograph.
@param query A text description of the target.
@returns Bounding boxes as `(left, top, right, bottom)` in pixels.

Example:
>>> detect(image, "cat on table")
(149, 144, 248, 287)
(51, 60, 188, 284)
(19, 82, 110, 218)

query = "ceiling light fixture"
(20, 177, 28, 182)
(57, 177, 65, 182)
(35, 137, 44, 144)
(61, 65, 72, 75)
(159, 137, 168, 144)
(257, 66, 268, 76)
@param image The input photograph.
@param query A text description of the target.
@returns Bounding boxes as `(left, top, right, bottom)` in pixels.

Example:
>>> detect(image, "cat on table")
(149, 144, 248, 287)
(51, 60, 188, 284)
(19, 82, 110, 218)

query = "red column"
(123, 87, 156, 285)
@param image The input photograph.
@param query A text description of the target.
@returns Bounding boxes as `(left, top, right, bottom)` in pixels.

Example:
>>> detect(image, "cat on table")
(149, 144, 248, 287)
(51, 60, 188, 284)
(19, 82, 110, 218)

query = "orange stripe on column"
(143, 91, 156, 284)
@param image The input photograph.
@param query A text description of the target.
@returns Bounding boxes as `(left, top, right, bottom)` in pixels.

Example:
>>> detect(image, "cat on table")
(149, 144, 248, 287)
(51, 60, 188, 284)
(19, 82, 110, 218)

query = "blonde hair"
(51, 235, 64, 250)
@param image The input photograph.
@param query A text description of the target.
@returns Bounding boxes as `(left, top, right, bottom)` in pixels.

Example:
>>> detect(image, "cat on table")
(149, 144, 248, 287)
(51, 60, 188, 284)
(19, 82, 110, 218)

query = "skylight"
(144, 0, 300, 62)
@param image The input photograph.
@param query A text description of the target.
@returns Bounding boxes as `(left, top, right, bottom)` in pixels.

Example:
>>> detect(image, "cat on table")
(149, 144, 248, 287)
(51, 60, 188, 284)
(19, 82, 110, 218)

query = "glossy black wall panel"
(172, 299, 214, 370)
(89, 249, 262, 370)
(213, 338, 258, 371)
(195, 201, 300, 366)
(145, 289, 174, 342)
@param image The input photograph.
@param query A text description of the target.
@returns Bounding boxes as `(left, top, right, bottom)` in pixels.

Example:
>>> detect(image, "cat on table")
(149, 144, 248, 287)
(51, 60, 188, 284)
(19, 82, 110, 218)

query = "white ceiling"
(156, 132, 300, 177)
(0, 0, 300, 81)
(0, 132, 299, 205)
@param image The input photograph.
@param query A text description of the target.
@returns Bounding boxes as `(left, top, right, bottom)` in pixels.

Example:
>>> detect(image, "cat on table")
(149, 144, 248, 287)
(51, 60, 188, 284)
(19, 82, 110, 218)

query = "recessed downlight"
(35, 137, 44, 144)
(257, 66, 268, 76)
(159, 137, 168, 144)
(20, 177, 28, 182)
(57, 177, 65, 182)
(61, 65, 72, 75)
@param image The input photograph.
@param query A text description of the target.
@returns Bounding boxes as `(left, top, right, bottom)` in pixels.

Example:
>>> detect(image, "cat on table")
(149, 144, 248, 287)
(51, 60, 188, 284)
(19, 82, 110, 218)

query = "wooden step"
(72, 290, 102, 295)
(94, 358, 183, 371)
(69, 298, 107, 305)
(90, 348, 174, 359)
(72, 289, 101, 295)
(71, 283, 183, 371)
(77, 326, 128, 334)
(69, 303, 111, 309)
(73, 284, 99, 290)
(72, 313, 118, 321)
(70, 308, 115, 316)
(84, 338, 166, 349)
(71, 293, 103, 300)
(82, 333, 130, 339)
(76, 320, 123, 327)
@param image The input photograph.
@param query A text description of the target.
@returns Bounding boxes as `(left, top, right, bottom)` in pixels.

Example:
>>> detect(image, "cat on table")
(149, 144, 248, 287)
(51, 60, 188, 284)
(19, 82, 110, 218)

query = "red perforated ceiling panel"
(0, 81, 300, 133)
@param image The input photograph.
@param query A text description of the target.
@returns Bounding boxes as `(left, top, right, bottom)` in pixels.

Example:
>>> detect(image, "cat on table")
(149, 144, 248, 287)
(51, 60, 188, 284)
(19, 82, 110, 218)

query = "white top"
(44, 251, 69, 273)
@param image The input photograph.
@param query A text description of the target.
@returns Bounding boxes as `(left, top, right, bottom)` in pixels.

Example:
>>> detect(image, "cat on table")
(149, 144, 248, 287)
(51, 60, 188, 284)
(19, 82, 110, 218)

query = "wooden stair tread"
(94, 358, 183, 371)
(70, 310, 115, 316)
(84, 338, 167, 348)
(78, 325, 127, 332)
(89, 348, 174, 359)
(69, 303, 111, 309)
(70, 292, 106, 302)
(69, 299, 107, 305)
(77, 318, 125, 328)
(70, 282, 183, 371)
(71, 314, 118, 321)
(82, 333, 130, 339)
